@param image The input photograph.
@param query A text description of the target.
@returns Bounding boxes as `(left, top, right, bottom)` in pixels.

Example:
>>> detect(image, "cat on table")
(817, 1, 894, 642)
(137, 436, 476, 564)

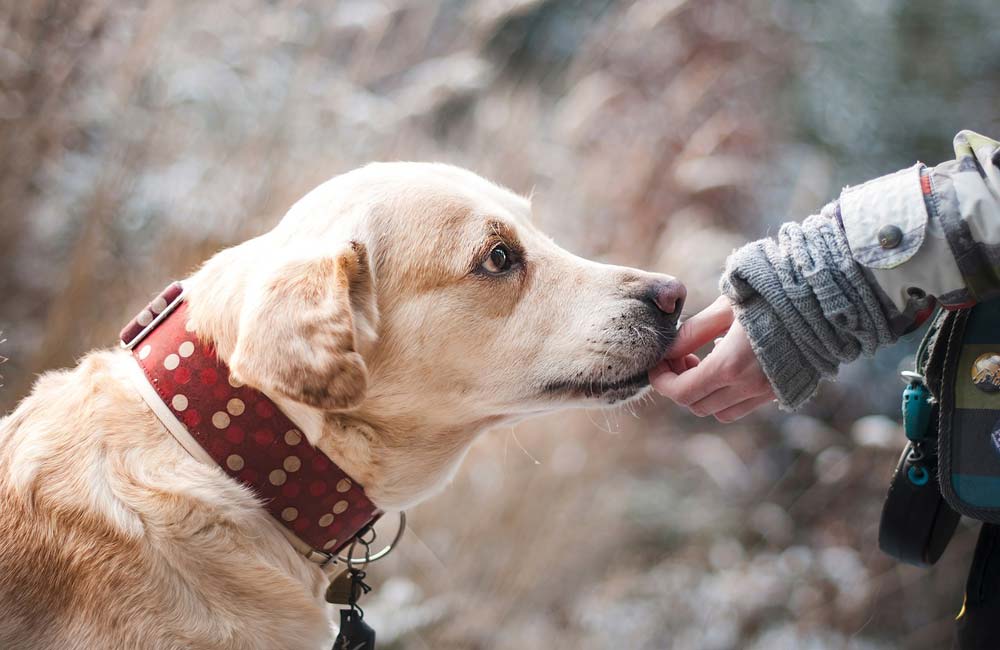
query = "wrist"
(729, 294, 821, 410)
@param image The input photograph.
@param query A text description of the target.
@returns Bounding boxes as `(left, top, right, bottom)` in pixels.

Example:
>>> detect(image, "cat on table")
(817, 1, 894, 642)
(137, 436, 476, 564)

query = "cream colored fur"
(0, 163, 681, 649)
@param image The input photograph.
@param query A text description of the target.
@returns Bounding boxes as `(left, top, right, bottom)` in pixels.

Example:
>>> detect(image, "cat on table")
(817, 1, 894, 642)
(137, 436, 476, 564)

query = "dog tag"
(325, 570, 357, 605)
(333, 608, 375, 650)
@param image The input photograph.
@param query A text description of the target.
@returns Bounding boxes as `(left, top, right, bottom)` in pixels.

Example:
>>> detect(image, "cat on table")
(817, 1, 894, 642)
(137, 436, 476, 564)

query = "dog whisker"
(509, 427, 541, 466)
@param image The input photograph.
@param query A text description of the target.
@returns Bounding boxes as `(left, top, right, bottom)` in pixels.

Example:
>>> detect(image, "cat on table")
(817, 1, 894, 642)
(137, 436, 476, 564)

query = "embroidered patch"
(972, 352, 1000, 393)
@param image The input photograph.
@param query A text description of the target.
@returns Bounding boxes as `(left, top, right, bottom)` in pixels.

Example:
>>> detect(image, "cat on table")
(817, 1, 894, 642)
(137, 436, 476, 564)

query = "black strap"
(923, 307, 957, 399)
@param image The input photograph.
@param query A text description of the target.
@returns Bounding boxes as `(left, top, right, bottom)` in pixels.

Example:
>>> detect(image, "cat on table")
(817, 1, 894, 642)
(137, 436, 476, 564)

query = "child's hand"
(650, 296, 775, 422)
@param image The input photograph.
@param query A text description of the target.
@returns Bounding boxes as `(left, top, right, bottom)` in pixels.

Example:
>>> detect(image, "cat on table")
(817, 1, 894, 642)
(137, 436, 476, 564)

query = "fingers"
(653, 315, 775, 421)
(665, 354, 700, 374)
(713, 394, 776, 422)
(688, 385, 756, 418)
(649, 356, 725, 407)
(667, 295, 735, 358)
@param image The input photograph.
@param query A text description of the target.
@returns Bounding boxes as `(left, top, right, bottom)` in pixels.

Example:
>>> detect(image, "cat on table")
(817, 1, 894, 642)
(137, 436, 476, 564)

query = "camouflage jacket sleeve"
(719, 131, 1000, 410)
(839, 130, 1000, 335)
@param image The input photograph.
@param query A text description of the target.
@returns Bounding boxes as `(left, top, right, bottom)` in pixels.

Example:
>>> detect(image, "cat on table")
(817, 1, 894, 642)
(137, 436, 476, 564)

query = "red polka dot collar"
(121, 282, 381, 563)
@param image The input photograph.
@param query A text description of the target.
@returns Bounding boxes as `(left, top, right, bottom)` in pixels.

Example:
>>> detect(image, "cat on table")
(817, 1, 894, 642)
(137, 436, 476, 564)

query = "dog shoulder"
(0, 352, 151, 646)
(1, 350, 333, 649)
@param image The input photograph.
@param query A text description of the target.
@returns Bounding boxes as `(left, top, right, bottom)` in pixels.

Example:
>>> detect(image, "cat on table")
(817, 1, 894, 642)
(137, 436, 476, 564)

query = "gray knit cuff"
(729, 294, 822, 410)
(720, 207, 897, 410)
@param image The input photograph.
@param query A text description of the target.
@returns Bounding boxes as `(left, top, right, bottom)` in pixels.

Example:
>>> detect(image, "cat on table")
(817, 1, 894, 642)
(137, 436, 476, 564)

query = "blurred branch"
(27, 1, 177, 373)
(0, 331, 6, 388)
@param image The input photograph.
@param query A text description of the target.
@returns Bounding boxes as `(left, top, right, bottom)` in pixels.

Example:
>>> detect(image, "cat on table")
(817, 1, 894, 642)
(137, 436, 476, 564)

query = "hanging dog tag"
(325, 568, 372, 605)
(333, 608, 375, 650)
(325, 570, 357, 605)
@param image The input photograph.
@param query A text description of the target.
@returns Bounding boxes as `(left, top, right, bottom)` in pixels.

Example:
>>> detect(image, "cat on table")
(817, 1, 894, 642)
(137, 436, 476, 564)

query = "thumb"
(666, 295, 735, 358)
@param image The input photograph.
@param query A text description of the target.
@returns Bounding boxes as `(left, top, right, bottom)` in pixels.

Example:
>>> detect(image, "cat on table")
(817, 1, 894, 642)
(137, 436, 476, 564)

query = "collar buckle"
(120, 282, 186, 350)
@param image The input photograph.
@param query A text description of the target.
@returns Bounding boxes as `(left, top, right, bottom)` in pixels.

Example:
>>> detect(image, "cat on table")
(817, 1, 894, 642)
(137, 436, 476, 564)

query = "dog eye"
(482, 243, 513, 274)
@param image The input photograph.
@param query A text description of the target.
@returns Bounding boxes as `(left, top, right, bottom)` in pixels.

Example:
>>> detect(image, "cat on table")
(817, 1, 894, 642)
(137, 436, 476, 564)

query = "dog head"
(186, 163, 684, 508)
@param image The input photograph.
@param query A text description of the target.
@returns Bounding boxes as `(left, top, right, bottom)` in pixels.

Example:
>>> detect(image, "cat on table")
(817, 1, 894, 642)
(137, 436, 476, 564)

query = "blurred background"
(2, 0, 1000, 647)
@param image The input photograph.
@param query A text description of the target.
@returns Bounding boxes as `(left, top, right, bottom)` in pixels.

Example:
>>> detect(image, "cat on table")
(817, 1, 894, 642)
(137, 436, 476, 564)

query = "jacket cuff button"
(878, 225, 903, 249)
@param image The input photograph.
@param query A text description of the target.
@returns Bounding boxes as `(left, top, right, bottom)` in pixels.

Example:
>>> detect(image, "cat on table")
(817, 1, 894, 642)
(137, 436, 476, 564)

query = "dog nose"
(646, 278, 686, 317)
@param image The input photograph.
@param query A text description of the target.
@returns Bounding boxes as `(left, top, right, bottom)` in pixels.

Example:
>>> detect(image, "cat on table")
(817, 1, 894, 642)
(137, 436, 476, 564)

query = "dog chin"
(592, 370, 652, 405)
(598, 377, 652, 405)
(541, 368, 652, 405)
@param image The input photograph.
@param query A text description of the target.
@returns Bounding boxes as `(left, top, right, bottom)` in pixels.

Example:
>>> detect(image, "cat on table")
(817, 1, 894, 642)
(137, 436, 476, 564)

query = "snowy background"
(2, 1, 1000, 647)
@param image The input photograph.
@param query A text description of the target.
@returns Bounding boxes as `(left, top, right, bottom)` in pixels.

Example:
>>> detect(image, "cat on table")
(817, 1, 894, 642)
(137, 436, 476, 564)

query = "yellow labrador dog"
(0, 163, 684, 649)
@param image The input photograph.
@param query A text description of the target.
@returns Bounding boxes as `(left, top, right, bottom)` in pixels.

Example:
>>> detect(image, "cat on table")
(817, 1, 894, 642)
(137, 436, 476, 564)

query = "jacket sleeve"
(720, 131, 1000, 410)
(839, 130, 1000, 320)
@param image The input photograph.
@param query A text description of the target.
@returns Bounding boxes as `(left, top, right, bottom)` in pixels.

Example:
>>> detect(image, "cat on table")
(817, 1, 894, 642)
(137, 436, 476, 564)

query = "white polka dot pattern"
(129, 297, 380, 557)
(171, 394, 188, 411)
(226, 398, 245, 416)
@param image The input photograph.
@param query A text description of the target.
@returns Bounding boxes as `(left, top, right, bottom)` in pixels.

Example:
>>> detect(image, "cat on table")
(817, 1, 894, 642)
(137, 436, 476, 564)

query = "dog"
(0, 162, 685, 649)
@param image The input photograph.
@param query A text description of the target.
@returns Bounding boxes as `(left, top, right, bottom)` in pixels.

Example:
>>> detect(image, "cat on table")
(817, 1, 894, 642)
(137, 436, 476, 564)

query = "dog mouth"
(540, 367, 653, 404)
(538, 315, 677, 405)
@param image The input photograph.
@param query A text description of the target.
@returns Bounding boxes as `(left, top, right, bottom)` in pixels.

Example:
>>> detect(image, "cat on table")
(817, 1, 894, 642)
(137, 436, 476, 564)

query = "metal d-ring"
(338, 512, 406, 566)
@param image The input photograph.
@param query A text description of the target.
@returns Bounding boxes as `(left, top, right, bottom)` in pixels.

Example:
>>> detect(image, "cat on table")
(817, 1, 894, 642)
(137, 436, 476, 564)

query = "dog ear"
(229, 242, 378, 411)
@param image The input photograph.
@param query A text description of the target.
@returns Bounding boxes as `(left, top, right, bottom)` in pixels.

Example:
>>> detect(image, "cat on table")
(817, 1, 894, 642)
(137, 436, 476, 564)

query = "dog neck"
(180, 248, 493, 512)
(121, 283, 381, 561)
